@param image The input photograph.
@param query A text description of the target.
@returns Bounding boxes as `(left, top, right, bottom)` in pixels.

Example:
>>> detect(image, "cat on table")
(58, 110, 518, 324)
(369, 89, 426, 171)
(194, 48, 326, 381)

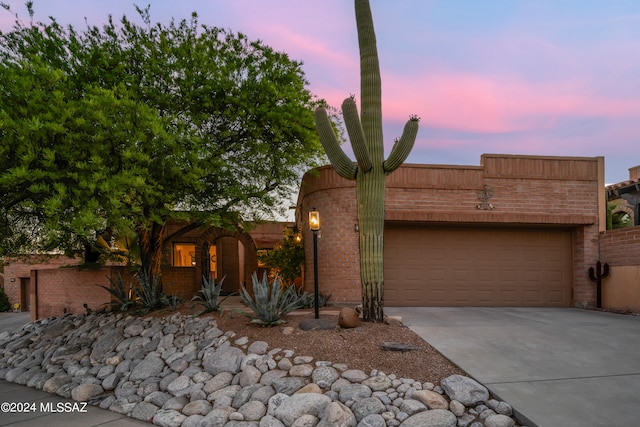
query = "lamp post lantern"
(309, 207, 320, 319)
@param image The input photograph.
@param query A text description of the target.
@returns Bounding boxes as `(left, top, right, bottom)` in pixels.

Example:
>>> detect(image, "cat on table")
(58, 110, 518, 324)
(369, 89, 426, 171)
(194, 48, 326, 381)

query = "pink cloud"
(377, 71, 640, 134)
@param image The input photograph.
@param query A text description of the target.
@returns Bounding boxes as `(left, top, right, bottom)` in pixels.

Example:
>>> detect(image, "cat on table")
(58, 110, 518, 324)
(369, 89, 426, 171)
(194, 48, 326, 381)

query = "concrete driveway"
(385, 307, 640, 427)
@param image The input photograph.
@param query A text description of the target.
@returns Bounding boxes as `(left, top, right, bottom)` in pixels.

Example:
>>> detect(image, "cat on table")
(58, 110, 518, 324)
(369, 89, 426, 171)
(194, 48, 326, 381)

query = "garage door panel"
(384, 227, 572, 307)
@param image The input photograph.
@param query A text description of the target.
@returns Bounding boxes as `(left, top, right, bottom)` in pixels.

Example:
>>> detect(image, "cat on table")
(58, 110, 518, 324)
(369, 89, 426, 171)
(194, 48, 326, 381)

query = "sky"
(2, 0, 640, 185)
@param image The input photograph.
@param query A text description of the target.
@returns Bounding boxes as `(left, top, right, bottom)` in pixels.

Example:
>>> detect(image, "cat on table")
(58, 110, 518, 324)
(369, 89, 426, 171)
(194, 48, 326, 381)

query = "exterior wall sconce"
(354, 223, 360, 232)
(309, 207, 320, 318)
(309, 208, 320, 231)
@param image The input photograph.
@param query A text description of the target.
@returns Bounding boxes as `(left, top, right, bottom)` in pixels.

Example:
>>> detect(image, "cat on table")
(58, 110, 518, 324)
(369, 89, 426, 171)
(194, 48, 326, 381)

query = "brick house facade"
(297, 154, 605, 308)
(2, 223, 290, 320)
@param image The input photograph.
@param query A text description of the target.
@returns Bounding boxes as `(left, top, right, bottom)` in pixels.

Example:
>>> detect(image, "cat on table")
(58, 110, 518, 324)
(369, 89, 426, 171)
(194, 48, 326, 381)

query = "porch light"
(309, 208, 320, 231)
(309, 207, 320, 318)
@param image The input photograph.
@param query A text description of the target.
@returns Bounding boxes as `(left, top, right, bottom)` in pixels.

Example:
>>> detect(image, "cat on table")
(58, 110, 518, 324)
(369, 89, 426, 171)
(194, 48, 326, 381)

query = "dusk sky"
(2, 0, 640, 185)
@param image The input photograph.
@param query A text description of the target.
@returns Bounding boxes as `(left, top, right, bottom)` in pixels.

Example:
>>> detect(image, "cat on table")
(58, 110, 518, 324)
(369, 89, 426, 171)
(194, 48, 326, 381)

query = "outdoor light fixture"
(309, 207, 320, 318)
(309, 209, 320, 231)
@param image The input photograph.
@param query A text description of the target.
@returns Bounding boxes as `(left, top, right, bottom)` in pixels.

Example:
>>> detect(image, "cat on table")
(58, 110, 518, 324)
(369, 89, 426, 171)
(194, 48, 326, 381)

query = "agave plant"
(99, 274, 138, 312)
(133, 271, 165, 313)
(191, 275, 227, 317)
(240, 272, 303, 326)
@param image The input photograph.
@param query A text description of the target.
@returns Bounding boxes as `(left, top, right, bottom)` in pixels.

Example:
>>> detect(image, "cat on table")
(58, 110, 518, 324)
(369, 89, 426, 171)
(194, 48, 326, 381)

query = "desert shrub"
(0, 287, 10, 312)
(191, 275, 228, 316)
(240, 272, 302, 326)
(295, 287, 331, 309)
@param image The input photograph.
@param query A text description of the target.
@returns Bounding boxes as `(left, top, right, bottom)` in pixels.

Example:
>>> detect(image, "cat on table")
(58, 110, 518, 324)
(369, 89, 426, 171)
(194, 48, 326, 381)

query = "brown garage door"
(384, 226, 572, 307)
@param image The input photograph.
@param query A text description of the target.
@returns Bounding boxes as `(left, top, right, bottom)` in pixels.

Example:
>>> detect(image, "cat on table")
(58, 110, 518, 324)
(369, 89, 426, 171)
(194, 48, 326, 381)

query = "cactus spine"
(314, 0, 419, 322)
(588, 260, 609, 309)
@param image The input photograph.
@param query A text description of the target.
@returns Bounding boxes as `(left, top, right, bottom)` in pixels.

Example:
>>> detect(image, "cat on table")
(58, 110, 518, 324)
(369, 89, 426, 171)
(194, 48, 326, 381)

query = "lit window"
(173, 243, 196, 267)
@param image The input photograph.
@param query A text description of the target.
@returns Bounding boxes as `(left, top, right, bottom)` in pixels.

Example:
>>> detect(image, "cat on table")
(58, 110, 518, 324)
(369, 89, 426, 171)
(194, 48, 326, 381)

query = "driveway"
(385, 307, 640, 427)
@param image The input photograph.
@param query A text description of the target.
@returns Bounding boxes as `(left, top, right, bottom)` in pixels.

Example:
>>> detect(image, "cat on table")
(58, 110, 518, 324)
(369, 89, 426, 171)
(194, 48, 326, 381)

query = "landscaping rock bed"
(0, 312, 523, 426)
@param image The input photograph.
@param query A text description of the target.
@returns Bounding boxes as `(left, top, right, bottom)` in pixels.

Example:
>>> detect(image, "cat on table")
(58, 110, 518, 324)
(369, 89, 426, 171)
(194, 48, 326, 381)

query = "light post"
(309, 207, 320, 319)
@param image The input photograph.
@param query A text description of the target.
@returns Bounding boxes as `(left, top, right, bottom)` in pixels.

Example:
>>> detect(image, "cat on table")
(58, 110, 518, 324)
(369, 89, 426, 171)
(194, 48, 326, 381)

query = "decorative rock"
(441, 375, 489, 406)
(153, 409, 187, 427)
(289, 364, 314, 377)
(295, 383, 323, 394)
(71, 383, 104, 401)
(202, 345, 245, 375)
(204, 371, 234, 394)
(131, 401, 158, 422)
(398, 409, 457, 427)
(484, 414, 516, 427)
(449, 399, 466, 417)
(313, 366, 340, 389)
(240, 365, 262, 387)
(274, 393, 332, 426)
(272, 376, 307, 395)
(299, 319, 336, 331)
(341, 369, 369, 383)
(411, 390, 449, 410)
(351, 397, 386, 422)
(362, 376, 392, 392)
(260, 415, 286, 427)
(182, 399, 211, 416)
(167, 375, 193, 397)
(291, 414, 319, 427)
(238, 400, 267, 421)
(248, 341, 269, 355)
(398, 399, 427, 416)
(130, 354, 165, 381)
(200, 407, 233, 426)
(380, 342, 420, 352)
(339, 384, 373, 403)
(317, 401, 357, 427)
(358, 413, 387, 427)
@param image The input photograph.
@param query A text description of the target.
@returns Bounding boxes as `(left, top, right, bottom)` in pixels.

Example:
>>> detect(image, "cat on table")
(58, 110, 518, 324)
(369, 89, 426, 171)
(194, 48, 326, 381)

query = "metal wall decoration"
(477, 185, 495, 210)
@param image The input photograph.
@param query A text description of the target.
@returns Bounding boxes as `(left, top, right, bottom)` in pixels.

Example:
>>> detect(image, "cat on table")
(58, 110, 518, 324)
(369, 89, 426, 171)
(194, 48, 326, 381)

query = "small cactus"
(588, 260, 609, 309)
(314, 0, 419, 322)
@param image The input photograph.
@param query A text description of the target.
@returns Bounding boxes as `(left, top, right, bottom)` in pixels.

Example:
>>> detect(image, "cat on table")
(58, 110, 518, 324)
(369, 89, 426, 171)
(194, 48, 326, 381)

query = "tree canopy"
(0, 4, 324, 278)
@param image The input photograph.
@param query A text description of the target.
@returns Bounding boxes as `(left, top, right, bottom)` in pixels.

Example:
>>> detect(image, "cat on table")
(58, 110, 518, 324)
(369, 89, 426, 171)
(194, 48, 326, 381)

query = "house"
(8, 154, 640, 317)
(598, 165, 640, 312)
(296, 154, 605, 308)
(2, 222, 292, 319)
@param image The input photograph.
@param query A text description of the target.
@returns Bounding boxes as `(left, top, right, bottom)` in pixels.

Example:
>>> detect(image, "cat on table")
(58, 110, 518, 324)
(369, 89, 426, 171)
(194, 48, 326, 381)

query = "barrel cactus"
(314, 0, 419, 322)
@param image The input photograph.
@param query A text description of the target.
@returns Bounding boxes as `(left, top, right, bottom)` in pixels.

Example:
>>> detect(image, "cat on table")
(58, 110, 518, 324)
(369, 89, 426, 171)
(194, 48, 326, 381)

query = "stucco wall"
(599, 226, 640, 311)
(298, 154, 603, 306)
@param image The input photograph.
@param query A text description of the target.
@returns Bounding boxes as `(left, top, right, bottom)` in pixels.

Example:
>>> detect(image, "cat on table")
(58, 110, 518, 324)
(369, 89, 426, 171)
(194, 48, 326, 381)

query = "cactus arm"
(314, 107, 358, 179)
(383, 117, 419, 173)
(342, 97, 373, 172)
(355, 0, 383, 163)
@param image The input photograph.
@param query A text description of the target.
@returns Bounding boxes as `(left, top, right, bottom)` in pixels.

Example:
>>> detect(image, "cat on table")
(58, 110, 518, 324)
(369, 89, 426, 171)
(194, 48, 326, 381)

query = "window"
(173, 243, 196, 267)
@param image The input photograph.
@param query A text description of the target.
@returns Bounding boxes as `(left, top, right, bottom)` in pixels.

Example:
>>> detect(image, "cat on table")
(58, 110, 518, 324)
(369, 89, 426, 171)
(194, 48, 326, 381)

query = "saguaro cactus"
(314, 0, 419, 322)
(588, 260, 610, 309)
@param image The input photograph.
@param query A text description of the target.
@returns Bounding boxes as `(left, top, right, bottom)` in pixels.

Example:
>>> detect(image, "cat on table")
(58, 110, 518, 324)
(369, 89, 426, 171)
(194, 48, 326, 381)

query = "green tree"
(314, 0, 419, 322)
(0, 4, 324, 280)
(258, 227, 304, 286)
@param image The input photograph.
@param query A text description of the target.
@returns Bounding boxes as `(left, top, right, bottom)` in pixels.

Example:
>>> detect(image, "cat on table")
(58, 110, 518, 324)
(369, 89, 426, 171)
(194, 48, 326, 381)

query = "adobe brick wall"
(3, 255, 82, 310)
(599, 226, 640, 267)
(298, 154, 604, 307)
(33, 267, 113, 319)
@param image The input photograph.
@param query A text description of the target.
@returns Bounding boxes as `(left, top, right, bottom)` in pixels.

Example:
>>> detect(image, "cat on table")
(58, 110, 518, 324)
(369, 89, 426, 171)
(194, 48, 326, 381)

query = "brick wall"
(34, 267, 114, 319)
(598, 226, 640, 311)
(599, 227, 640, 266)
(297, 154, 603, 307)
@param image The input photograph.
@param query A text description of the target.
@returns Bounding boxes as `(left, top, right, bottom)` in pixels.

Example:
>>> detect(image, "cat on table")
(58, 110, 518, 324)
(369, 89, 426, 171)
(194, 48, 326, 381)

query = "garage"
(384, 226, 573, 307)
